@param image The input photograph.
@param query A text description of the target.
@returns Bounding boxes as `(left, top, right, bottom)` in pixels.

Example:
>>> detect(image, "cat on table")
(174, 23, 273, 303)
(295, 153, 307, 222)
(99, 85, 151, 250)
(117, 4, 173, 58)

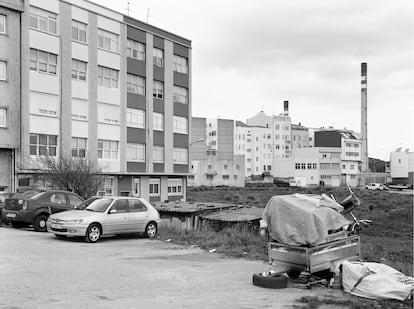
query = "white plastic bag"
(342, 261, 414, 301)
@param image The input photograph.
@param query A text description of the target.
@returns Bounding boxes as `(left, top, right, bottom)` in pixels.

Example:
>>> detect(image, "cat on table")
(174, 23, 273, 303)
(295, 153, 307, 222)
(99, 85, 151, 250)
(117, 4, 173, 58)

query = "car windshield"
(85, 198, 113, 212)
(77, 197, 101, 210)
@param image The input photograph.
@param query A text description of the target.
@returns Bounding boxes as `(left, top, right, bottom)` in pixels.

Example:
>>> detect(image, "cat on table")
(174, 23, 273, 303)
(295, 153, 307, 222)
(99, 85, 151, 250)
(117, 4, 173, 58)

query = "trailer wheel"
(252, 273, 288, 289)
(287, 268, 302, 279)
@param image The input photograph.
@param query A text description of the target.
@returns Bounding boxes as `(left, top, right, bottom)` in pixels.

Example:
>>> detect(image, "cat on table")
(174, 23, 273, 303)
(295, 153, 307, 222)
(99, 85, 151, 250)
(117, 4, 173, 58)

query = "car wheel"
(33, 214, 48, 232)
(252, 273, 288, 289)
(144, 222, 157, 238)
(85, 223, 101, 243)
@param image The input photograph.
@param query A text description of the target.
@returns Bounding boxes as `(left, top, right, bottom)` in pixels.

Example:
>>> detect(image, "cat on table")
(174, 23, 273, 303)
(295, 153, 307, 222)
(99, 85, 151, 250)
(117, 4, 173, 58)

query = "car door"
(45, 192, 71, 214)
(105, 199, 129, 234)
(128, 199, 149, 232)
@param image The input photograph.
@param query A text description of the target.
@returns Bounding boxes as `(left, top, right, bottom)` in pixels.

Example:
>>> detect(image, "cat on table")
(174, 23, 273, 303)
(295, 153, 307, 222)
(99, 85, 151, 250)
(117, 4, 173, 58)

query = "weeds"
(294, 295, 413, 309)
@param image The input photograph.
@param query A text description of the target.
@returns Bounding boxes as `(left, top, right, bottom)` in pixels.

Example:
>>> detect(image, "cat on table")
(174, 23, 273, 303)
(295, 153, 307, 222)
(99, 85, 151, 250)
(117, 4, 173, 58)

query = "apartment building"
(5, 0, 192, 202)
(315, 130, 361, 186)
(291, 123, 309, 150)
(189, 117, 245, 187)
(0, 0, 24, 193)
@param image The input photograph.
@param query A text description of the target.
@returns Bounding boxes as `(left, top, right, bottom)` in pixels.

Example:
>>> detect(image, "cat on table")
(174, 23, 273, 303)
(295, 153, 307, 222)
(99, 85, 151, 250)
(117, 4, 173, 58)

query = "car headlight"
(66, 219, 83, 224)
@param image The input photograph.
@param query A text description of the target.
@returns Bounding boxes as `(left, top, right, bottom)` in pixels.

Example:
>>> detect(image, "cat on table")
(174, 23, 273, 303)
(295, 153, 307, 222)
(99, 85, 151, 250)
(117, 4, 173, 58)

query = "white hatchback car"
(365, 183, 384, 191)
(47, 196, 161, 242)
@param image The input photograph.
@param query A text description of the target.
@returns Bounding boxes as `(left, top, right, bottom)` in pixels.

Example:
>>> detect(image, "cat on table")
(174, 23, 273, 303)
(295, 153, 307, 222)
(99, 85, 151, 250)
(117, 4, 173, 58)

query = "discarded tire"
(286, 269, 302, 279)
(252, 273, 288, 289)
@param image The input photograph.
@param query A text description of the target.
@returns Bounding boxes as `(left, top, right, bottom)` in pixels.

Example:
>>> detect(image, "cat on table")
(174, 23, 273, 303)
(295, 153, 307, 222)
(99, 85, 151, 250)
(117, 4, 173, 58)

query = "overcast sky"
(94, 0, 414, 161)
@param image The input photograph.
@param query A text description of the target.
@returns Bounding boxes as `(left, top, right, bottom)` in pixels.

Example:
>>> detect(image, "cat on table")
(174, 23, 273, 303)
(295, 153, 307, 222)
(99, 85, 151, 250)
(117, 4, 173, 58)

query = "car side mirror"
(109, 209, 117, 214)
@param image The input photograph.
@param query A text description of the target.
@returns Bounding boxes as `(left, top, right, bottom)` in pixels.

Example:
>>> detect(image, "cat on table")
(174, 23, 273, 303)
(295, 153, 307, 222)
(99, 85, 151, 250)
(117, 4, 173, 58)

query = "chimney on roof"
(283, 101, 289, 116)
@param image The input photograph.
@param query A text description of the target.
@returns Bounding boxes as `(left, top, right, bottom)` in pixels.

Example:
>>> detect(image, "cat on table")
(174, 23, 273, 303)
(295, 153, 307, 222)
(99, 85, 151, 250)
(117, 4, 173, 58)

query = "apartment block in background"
(315, 130, 362, 187)
(291, 123, 309, 150)
(10, 0, 191, 202)
(189, 117, 245, 187)
(0, 0, 24, 193)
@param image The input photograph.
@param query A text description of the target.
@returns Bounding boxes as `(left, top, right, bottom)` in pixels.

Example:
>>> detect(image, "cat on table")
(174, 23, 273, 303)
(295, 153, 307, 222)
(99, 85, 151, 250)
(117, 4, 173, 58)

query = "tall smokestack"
(283, 100, 289, 116)
(361, 63, 368, 172)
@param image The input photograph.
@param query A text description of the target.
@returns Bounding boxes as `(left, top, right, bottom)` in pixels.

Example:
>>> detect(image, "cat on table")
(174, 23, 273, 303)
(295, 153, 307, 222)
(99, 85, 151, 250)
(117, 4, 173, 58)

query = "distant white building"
(390, 150, 414, 185)
(273, 147, 342, 187)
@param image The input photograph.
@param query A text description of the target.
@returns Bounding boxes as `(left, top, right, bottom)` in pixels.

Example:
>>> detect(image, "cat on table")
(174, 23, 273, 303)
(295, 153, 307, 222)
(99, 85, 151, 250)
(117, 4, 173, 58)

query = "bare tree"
(36, 154, 103, 199)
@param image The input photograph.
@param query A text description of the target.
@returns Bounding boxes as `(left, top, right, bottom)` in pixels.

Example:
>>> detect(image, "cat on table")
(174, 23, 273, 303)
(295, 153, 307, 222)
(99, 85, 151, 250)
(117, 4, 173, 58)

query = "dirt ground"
(0, 226, 346, 309)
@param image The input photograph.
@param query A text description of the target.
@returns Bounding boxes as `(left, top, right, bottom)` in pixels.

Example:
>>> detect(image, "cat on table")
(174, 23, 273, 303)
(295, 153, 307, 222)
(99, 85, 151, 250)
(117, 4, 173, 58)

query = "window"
(350, 164, 355, 170)
(343, 164, 346, 169)
(0, 60, 6, 81)
(312, 163, 317, 169)
(49, 193, 66, 205)
(97, 29, 118, 53)
(301, 163, 306, 170)
(173, 86, 188, 104)
(72, 20, 86, 43)
(153, 112, 164, 131)
(127, 74, 145, 95)
(0, 107, 7, 127)
(103, 177, 114, 196)
(168, 179, 183, 195)
(29, 133, 57, 156)
(307, 163, 312, 169)
(72, 59, 87, 81)
(129, 199, 147, 212)
(149, 178, 160, 196)
(173, 148, 188, 164)
(29, 6, 57, 34)
(224, 165, 228, 170)
(320, 163, 330, 169)
(127, 39, 145, 60)
(110, 199, 129, 213)
(127, 143, 145, 162)
(222, 175, 229, 180)
(173, 116, 188, 134)
(72, 137, 87, 157)
(97, 139, 119, 160)
(0, 14, 6, 35)
(173, 54, 188, 74)
(153, 146, 164, 163)
(97, 66, 118, 88)
(30, 48, 57, 75)
(126, 108, 145, 128)
(153, 80, 164, 99)
(267, 165, 272, 171)
(153, 48, 163, 67)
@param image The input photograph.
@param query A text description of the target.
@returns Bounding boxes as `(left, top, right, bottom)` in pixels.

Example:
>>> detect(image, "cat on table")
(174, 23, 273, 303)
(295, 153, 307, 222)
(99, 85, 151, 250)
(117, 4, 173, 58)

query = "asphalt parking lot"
(0, 226, 344, 309)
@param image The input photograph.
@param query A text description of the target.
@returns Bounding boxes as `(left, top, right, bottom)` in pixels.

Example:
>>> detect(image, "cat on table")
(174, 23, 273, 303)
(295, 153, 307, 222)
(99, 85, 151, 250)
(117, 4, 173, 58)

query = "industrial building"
(390, 150, 414, 186)
(0, 0, 192, 202)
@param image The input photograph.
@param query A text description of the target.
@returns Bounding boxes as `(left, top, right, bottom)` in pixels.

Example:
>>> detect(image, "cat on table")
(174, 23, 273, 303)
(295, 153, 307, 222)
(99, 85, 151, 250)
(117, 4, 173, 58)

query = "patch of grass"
(158, 225, 268, 260)
(294, 295, 413, 309)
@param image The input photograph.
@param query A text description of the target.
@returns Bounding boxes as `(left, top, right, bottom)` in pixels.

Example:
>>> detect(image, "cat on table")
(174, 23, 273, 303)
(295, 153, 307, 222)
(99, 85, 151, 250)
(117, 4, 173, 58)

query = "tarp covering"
(261, 194, 351, 246)
(342, 261, 414, 301)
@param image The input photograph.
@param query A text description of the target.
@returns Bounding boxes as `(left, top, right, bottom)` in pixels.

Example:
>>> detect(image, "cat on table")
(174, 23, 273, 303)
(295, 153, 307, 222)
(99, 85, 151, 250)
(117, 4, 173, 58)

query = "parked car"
(365, 183, 384, 191)
(47, 196, 161, 243)
(0, 193, 15, 225)
(3, 189, 84, 232)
